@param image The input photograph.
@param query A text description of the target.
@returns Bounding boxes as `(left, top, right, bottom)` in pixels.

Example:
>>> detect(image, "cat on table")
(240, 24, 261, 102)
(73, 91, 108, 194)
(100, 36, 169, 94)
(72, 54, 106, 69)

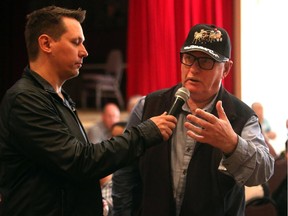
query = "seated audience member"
(127, 95, 143, 113)
(102, 121, 127, 216)
(87, 102, 120, 143)
(87, 104, 121, 215)
(252, 102, 277, 140)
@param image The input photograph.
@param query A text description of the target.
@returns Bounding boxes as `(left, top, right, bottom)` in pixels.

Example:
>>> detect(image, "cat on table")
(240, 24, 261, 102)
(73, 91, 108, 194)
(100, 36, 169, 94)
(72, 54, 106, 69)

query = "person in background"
(87, 103, 121, 216)
(112, 24, 274, 216)
(0, 6, 177, 216)
(251, 102, 278, 157)
(127, 95, 143, 113)
(102, 121, 127, 216)
(87, 102, 120, 143)
(86, 103, 120, 215)
(251, 102, 277, 140)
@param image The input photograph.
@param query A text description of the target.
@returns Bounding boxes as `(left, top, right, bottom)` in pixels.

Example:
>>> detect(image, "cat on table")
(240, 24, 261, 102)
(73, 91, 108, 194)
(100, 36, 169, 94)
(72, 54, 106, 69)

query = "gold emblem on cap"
(193, 28, 223, 44)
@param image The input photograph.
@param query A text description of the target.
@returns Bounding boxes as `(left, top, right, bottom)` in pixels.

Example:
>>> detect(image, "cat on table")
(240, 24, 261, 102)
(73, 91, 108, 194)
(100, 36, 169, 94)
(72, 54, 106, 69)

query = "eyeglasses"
(180, 53, 217, 70)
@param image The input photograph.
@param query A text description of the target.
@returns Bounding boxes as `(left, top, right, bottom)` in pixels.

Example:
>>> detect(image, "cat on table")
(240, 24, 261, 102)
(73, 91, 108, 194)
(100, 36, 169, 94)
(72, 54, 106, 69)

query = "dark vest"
(137, 84, 255, 216)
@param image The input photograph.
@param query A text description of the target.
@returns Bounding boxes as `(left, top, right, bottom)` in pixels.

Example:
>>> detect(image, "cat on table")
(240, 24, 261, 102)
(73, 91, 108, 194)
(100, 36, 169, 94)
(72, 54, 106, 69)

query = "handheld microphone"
(168, 87, 190, 117)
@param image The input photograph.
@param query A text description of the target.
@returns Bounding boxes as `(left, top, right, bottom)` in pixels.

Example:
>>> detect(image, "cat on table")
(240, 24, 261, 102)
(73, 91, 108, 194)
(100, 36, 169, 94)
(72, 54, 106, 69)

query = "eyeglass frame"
(180, 53, 226, 70)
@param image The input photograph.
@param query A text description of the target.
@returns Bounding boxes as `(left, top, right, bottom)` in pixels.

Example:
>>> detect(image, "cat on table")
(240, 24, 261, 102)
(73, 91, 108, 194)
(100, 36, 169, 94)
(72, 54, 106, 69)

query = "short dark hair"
(24, 5, 86, 61)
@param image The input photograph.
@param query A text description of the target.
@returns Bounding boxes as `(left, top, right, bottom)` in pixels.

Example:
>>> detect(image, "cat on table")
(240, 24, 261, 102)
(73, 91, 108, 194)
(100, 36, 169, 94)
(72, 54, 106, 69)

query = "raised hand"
(184, 101, 238, 155)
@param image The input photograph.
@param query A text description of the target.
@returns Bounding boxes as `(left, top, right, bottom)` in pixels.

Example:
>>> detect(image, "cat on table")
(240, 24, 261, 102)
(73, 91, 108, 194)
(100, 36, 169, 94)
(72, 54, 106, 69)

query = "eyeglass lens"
(181, 53, 215, 70)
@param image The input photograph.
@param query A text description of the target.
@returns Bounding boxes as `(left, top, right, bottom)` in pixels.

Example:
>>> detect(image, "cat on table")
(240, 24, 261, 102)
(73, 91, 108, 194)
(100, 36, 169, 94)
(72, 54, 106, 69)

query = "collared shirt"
(171, 95, 217, 215)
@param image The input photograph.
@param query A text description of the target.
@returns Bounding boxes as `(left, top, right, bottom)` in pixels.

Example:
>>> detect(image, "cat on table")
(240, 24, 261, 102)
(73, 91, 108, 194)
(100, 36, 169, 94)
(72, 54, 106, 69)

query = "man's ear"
(222, 60, 233, 78)
(38, 34, 52, 53)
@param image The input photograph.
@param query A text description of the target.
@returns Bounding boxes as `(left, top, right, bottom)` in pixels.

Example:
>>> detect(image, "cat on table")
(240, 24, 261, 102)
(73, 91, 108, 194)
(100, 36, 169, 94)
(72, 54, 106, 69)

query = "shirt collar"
(182, 91, 219, 114)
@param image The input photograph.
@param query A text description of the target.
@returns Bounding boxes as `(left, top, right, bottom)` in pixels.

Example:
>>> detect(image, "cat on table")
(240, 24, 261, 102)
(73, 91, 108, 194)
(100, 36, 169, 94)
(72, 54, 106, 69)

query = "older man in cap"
(112, 24, 274, 216)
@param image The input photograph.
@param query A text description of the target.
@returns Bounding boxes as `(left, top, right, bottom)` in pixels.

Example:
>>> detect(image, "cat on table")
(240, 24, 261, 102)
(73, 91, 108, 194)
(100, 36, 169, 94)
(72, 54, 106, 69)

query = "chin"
(73, 69, 80, 77)
(67, 71, 79, 80)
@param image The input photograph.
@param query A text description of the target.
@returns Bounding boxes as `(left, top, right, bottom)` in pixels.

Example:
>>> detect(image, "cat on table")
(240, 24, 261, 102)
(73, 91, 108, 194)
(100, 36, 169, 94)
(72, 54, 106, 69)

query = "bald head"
(102, 103, 121, 130)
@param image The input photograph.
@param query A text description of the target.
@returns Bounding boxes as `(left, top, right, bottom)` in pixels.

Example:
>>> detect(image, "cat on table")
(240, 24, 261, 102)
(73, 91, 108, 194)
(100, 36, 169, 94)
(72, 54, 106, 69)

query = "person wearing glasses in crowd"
(112, 24, 275, 216)
(0, 6, 177, 216)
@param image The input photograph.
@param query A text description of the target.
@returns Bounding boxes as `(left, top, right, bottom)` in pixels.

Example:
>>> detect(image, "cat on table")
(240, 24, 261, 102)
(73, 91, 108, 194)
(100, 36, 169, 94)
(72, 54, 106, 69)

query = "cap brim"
(180, 45, 228, 62)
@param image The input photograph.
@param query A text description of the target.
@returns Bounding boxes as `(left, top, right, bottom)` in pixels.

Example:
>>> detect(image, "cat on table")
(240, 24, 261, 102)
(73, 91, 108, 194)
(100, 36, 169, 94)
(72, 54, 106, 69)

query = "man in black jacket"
(0, 6, 177, 216)
(112, 24, 275, 216)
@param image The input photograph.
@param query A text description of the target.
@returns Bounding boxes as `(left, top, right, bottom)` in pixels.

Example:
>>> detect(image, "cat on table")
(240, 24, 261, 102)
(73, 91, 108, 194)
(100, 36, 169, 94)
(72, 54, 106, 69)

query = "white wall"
(241, 0, 288, 154)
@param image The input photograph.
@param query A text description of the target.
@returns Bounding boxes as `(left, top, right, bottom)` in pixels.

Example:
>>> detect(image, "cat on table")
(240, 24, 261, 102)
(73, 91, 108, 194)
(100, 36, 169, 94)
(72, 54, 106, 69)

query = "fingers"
(186, 111, 213, 131)
(161, 127, 173, 141)
(161, 116, 177, 141)
(188, 100, 228, 127)
(185, 101, 238, 152)
(184, 121, 204, 140)
(150, 114, 177, 141)
(216, 101, 228, 121)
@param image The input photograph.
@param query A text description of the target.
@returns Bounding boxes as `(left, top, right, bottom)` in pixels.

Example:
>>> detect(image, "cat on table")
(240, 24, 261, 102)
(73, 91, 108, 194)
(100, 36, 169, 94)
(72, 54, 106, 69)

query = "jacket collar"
(23, 66, 76, 108)
(23, 66, 57, 92)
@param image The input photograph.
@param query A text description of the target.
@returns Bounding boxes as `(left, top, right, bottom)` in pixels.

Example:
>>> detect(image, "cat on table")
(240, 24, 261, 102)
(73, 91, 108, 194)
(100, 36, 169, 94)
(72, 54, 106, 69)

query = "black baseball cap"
(180, 24, 231, 62)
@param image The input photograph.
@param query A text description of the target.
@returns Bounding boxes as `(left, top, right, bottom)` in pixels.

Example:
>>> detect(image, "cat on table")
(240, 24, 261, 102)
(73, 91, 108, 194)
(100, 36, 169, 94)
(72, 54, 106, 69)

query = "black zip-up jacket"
(0, 67, 164, 216)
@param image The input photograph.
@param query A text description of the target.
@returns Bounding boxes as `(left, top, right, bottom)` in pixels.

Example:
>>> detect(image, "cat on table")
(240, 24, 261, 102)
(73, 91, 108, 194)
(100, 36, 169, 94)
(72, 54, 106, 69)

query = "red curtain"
(126, 0, 234, 99)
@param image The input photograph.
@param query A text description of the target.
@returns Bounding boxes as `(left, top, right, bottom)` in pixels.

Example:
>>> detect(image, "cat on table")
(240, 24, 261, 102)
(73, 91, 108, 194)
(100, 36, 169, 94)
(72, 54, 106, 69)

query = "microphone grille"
(175, 87, 190, 101)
